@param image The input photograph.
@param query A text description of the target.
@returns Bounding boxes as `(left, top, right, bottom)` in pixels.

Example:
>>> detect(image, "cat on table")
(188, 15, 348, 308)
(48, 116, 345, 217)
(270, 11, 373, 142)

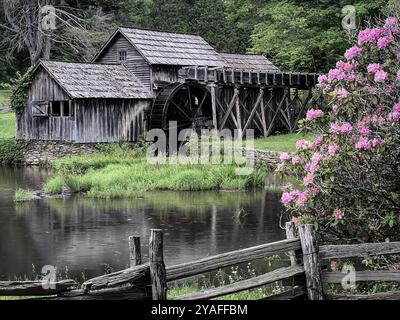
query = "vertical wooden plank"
(285, 222, 298, 266)
(298, 224, 324, 300)
(149, 229, 167, 300)
(259, 88, 267, 137)
(210, 85, 218, 130)
(234, 86, 242, 136)
(129, 235, 142, 267)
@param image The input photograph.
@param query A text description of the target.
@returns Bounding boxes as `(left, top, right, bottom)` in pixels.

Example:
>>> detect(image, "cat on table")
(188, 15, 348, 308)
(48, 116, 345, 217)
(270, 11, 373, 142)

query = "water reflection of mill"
(0, 167, 285, 280)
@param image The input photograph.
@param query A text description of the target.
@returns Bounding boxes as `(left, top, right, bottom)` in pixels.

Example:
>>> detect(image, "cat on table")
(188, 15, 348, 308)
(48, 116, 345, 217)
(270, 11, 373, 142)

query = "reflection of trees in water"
(6, 188, 285, 279)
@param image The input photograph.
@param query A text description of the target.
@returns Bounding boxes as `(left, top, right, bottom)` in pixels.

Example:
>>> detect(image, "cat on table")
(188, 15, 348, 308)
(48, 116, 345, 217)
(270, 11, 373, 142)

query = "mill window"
(118, 50, 127, 63)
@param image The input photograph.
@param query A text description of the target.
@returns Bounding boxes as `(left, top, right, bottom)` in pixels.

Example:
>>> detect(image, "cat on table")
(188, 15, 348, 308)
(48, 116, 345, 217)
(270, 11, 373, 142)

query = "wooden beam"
(166, 238, 301, 281)
(0, 280, 77, 296)
(322, 271, 400, 284)
(219, 89, 239, 129)
(175, 265, 304, 300)
(81, 264, 150, 292)
(243, 88, 264, 131)
(319, 241, 400, 260)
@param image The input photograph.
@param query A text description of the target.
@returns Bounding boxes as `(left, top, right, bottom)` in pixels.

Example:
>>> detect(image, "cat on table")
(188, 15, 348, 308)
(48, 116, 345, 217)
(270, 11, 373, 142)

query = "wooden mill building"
(17, 27, 318, 143)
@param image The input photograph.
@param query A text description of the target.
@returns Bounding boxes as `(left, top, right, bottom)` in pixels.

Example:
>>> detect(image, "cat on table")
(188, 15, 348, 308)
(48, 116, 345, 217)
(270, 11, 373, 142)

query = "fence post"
(285, 221, 298, 266)
(129, 235, 142, 267)
(149, 229, 167, 300)
(298, 224, 324, 300)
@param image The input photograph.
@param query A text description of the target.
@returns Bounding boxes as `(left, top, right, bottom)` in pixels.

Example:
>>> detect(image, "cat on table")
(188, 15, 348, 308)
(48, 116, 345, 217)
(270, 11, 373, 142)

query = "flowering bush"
(279, 15, 400, 243)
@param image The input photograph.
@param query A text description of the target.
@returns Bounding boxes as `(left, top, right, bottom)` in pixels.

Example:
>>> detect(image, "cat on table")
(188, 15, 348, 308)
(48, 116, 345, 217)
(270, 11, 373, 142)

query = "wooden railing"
(1, 224, 400, 300)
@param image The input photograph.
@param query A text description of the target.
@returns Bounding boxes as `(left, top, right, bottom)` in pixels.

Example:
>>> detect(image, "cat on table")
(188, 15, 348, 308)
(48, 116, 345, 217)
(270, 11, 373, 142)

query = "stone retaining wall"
(18, 140, 284, 167)
(18, 140, 97, 165)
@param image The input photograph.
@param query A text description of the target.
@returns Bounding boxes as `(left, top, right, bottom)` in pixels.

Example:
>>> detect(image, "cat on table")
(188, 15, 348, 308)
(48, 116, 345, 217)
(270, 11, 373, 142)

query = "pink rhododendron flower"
(291, 155, 301, 165)
(306, 186, 319, 196)
(333, 87, 349, 99)
(377, 35, 393, 48)
(358, 28, 384, 44)
(374, 70, 388, 82)
(336, 60, 355, 72)
(329, 122, 352, 134)
(371, 138, 383, 147)
(317, 74, 328, 87)
(385, 17, 398, 28)
(355, 136, 372, 150)
(393, 102, 400, 112)
(311, 136, 323, 149)
(358, 126, 371, 136)
(388, 111, 400, 121)
(333, 209, 344, 220)
(397, 70, 400, 80)
(281, 192, 293, 205)
(306, 109, 324, 121)
(279, 152, 290, 161)
(344, 45, 362, 60)
(295, 192, 308, 207)
(331, 104, 338, 114)
(296, 139, 310, 150)
(303, 173, 314, 186)
(367, 63, 381, 73)
(328, 144, 339, 156)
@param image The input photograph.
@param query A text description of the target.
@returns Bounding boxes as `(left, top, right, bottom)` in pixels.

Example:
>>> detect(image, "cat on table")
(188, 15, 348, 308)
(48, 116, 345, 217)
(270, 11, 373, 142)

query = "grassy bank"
(0, 138, 23, 164)
(253, 133, 314, 153)
(0, 112, 15, 138)
(0, 90, 11, 107)
(44, 146, 266, 198)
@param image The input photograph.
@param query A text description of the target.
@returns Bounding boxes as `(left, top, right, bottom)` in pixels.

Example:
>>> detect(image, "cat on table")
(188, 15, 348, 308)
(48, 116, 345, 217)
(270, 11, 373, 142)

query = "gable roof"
(220, 53, 280, 72)
(94, 27, 225, 67)
(37, 60, 153, 99)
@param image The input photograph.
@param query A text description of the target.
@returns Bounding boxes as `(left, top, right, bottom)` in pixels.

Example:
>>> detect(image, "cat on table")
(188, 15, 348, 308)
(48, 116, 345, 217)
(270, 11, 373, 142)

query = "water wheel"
(149, 82, 213, 133)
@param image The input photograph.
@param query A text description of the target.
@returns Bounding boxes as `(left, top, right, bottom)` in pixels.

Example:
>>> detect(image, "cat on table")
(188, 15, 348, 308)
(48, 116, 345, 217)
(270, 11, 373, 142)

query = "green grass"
(44, 147, 267, 198)
(0, 90, 11, 106)
(15, 188, 34, 202)
(0, 112, 16, 138)
(253, 133, 314, 153)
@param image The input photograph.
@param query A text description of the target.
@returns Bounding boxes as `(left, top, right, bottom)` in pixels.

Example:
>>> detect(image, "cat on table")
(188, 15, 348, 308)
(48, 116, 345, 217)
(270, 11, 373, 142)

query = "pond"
(0, 166, 286, 281)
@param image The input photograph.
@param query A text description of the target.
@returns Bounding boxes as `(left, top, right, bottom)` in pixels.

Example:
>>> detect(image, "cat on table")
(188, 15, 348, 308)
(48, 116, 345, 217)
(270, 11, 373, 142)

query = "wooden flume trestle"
(149, 66, 320, 136)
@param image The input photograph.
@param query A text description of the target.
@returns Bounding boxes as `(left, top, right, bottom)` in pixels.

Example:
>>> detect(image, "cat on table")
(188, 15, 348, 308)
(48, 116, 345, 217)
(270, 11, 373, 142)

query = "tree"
(250, 0, 389, 72)
(0, 0, 112, 65)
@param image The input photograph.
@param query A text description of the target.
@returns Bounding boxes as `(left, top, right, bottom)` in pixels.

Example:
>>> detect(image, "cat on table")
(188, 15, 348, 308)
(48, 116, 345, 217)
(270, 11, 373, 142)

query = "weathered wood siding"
(17, 67, 74, 141)
(96, 34, 151, 88)
(74, 99, 151, 143)
(151, 65, 180, 85)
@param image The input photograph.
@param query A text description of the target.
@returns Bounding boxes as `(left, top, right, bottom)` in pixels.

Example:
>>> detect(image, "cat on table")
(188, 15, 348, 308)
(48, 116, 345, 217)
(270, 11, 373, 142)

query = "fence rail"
(1, 223, 400, 300)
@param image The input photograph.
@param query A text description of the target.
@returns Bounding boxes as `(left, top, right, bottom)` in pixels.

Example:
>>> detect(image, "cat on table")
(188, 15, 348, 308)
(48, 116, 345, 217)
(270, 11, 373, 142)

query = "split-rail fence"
(1, 223, 400, 300)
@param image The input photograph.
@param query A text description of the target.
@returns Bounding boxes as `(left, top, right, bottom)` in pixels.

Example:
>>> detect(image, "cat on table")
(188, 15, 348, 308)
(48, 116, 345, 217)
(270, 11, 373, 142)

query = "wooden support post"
(259, 87, 267, 137)
(234, 86, 242, 138)
(129, 235, 142, 267)
(298, 224, 324, 300)
(149, 229, 167, 300)
(210, 85, 218, 130)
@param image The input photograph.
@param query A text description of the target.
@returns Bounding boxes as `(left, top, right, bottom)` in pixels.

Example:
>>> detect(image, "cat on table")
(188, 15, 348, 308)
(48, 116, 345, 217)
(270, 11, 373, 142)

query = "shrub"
(279, 14, 400, 243)
(0, 139, 23, 164)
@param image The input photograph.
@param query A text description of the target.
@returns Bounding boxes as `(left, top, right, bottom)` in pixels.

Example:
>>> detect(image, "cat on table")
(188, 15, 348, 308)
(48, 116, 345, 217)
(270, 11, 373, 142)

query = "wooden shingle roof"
(117, 27, 225, 67)
(220, 53, 280, 72)
(38, 60, 153, 99)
